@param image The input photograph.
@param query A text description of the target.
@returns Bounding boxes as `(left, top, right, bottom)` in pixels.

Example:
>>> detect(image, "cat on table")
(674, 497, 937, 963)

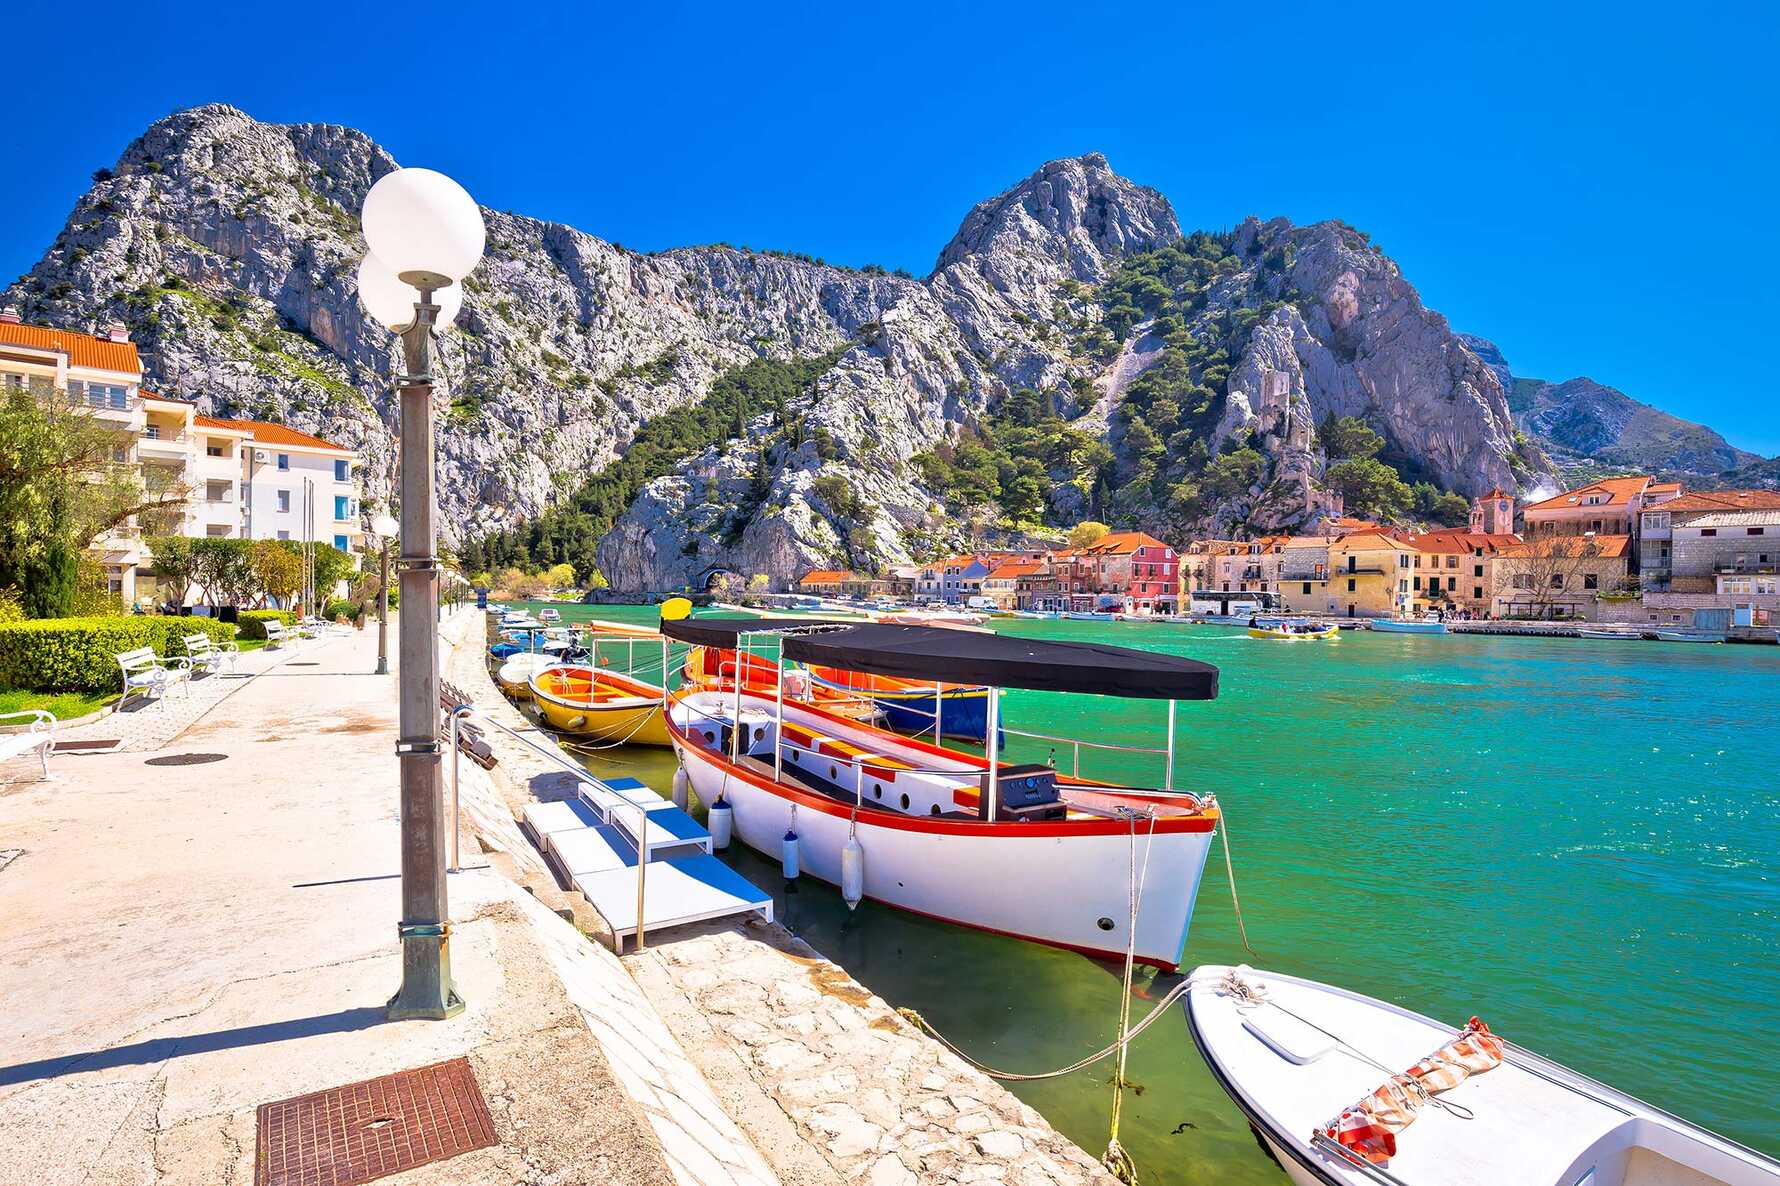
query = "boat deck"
(520, 776, 772, 950)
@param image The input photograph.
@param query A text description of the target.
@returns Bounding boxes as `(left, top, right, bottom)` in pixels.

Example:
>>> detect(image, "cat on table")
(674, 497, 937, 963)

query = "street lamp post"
(371, 512, 399, 675)
(358, 168, 483, 1022)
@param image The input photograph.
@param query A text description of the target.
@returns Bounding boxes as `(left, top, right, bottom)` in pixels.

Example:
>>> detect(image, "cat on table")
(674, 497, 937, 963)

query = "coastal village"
(795, 478, 1780, 634)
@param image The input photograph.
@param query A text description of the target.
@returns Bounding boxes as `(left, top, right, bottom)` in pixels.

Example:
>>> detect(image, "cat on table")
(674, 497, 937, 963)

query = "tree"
(584, 566, 609, 590)
(543, 562, 577, 591)
(1204, 448, 1266, 499)
(310, 542, 356, 598)
(0, 384, 188, 617)
(1318, 415, 1385, 461)
(1068, 521, 1111, 548)
(252, 539, 302, 607)
(1325, 457, 1412, 520)
(147, 535, 200, 607)
(192, 539, 257, 607)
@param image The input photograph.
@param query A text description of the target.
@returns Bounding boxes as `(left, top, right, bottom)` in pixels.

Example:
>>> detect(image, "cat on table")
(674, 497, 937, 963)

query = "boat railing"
(452, 704, 655, 950)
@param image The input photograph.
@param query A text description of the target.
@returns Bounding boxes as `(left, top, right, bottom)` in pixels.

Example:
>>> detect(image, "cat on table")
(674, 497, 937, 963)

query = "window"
(1473, 586, 1483, 599)
(276, 453, 290, 471)
(276, 490, 291, 513)
(1446, 556, 1458, 568)
(1413, 576, 1422, 590)
(1701, 528, 1717, 537)
(1514, 574, 1532, 590)
(334, 534, 349, 551)
(1347, 579, 1356, 592)
(334, 495, 350, 520)
(1473, 564, 1484, 577)
(1302, 582, 1312, 595)
(334, 459, 349, 481)
(277, 530, 290, 540)
(1749, 527, 1765, 536)
(144, 424, 160, 440)
(1550, 574, 1564, 589)
(206, 444, 223, 457)
(1583, 573, 1599, 590)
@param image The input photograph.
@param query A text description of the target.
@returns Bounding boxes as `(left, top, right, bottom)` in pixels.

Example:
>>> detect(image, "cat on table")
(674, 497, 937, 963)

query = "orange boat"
(683, 646, 882, 722)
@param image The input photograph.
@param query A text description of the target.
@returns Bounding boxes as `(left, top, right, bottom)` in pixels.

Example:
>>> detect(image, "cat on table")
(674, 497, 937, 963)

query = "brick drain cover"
(256, 1057, 496, 1186)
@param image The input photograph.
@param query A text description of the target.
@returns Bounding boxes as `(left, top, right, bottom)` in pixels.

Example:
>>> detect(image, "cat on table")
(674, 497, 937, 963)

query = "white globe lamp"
(371, 513, 400, 540)
(357, 253, 463, 333)
(361, 167, 486, 288)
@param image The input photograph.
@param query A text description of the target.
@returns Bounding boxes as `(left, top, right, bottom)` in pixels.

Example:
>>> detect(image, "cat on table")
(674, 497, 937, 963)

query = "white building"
(0, 312, 363, 605)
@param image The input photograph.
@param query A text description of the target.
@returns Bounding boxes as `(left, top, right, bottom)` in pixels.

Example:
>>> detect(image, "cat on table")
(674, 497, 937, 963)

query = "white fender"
(841, 833, 864, 910)
(781, 824, 800, 880)
(708, 796, 732, 849)
(672, 765, 690, 811)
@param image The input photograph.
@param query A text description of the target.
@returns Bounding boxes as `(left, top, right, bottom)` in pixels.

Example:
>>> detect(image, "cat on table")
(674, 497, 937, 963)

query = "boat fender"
(781, 822, 800, 880)
(672, 766, 690, 811)
(566, 714, 587, 730)
(840, 833, 863, 910)
(708, 796, 733, 850)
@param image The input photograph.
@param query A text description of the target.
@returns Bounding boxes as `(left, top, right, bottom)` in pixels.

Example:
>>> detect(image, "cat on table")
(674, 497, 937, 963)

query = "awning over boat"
(781, 623, 1218, 701)
(658, 616, 855, 648)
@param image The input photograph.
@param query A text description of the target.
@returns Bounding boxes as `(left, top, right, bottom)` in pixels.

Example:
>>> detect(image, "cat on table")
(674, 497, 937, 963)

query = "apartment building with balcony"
(0, 313, 362, 604)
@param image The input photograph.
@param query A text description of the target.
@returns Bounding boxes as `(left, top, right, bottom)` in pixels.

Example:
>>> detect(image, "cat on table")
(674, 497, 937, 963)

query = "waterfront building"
(1077, 531, 1178, 614)
(1492, 535, 1632, 619)
(883, 565, 918, 600)
(797, 569, 856, 598)
(1521, 475, 1679, 576)
(1640, 489, 1780, 592)
(939, 555, 991, 604)
(1326, 531, 1417, 618)
(1409, 530, 1521, 616)
(914, 561, 944, 601)
(0, 313, 363, 604)
(981, 560, 1041, 610)
(1276, 535, 1334, 613)
(1179, 539, 1241, 600)
(1468, 488, 1517, 535)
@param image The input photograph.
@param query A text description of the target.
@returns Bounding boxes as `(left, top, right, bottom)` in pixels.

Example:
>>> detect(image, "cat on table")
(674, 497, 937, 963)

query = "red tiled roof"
(1083, 530, 1171, 555)
(1658, 489, 1780, 514)
(987, 561, 1043, 580)
(192, 416, 351, 452)
(1502, 534, 1632, 559)
(1335, 530, 1417, 550)
(798, 569, 855, 585)
(1522, 476, 1655, 513)
(0, 319, 142, 373)
(142, 390, 198, 405)
(1411, 530, 1522, 554)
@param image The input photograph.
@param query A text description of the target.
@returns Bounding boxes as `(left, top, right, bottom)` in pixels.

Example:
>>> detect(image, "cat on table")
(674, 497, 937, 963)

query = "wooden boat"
(662, 618, 1223, 968)
(1654, 630, 1726, 643)
(1576, 628, 1642, 641)
(527, 664, 671, 746)
(1369, 618, 1448, 635)
(1186, 964, 1780, 1186)
(1248, 623, 1338, 641)
(683, 644, 883, 723)
(495, 652, 558, 699)
(804, 665, 993, 742)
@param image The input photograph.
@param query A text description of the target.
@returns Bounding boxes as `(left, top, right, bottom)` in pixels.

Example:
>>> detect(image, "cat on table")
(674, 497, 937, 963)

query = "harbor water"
(521, 602, 1780, 1183)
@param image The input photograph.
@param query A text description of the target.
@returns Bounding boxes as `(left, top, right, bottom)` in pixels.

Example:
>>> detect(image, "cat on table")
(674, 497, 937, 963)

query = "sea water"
(528, 602, 1779, 1182)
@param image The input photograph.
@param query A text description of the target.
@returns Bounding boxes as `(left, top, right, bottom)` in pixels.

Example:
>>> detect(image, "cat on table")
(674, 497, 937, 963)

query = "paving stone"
(954, 1111, 995, 1135)
(972, 1130, 1025, 1159)
(866, 1152, 919, 1186)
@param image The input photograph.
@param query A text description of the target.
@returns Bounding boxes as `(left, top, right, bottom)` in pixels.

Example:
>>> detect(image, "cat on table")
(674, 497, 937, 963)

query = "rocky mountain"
(1458, 334, 1760, 481)
(11, 105, 1559, 589)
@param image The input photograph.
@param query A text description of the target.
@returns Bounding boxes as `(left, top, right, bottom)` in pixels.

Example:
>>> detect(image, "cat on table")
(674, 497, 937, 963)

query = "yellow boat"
(527, 664, 672, 746)
(1247, 624, 1338, 640)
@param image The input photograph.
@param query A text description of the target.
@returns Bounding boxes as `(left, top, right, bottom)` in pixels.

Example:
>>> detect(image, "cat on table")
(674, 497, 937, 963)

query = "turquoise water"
(517, 602, 1780, 1181)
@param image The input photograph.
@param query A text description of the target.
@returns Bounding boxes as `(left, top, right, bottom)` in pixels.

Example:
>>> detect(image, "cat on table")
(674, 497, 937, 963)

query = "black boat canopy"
(658, 615, 855, 649)
(782, 623, 1218, 701)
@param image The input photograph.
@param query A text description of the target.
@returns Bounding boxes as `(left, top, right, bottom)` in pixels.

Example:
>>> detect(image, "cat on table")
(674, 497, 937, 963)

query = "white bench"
(182, 632, 238, 676)
(116, 647, 190, 708)
(0, 709, 54, 780)
(261, 621, 297, 649)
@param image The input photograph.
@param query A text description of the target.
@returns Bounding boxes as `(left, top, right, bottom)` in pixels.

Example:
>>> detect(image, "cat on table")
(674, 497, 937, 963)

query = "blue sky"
(7, 0, 1777, 454)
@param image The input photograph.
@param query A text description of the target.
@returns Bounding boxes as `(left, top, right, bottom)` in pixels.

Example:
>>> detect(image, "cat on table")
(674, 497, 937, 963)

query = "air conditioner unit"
(253, 449, 270, 462)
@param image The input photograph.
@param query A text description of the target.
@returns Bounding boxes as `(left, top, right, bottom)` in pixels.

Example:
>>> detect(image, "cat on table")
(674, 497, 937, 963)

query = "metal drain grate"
(255, 1057, 496, 1186)
(144, 752, 229, 767)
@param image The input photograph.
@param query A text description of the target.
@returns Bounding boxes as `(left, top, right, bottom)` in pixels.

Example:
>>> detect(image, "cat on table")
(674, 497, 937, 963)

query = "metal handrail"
(458, 705, 653, 950)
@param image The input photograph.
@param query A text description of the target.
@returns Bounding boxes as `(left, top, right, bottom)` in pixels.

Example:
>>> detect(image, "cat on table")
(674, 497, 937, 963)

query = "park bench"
(262, 621, 297, 649)
(116, 647, 190, 709)
(0, 709, 55, 780)
(182, 632, 239, 677)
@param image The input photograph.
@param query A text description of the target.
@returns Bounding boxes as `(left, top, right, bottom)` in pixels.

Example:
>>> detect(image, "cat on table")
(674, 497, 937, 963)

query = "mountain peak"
(931, 153, 1180, 281)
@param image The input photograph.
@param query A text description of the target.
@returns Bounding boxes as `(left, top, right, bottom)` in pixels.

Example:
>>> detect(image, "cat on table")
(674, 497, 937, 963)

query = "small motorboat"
(1185, 964, 1779, 1186)
(1248, 623, 1338, 641)
(537, 606, 562, 624)
(1576, 628, 1642, 641)
(662, 617, 1224, 968)
(1369, 618, 1448, 635)
(495, 652, 559, 699)
(1654, 630, 1727, 643)
(1063, 610, 1118, 622)
(528, 664, 672, 746)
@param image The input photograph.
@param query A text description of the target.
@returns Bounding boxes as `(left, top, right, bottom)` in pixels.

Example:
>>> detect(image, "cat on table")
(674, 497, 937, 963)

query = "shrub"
(0, 617, 236, 692)
(323, 598, 359, 622)
(236, 609, 295, 640)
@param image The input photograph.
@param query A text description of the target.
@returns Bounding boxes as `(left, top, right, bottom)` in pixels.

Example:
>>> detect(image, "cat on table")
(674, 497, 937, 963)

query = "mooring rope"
(1218, 797, 1256, 956)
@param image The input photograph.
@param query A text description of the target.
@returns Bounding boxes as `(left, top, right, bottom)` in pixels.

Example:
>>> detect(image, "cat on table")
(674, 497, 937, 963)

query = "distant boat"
(1576, 628, 1641, 640)
(1248, 623, 1338, 641)
(1063, 610, 1117, 622)
(1370, 619, 1448, 635)
(1186, 964, 1780, 1186)
(537, 607, 562, 624)
(1654, 629, 1727, 643)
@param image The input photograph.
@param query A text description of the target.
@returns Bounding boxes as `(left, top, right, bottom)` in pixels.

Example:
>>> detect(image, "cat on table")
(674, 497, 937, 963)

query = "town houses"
(795, 476, 1777, 631)
(2, 312, 365, 606)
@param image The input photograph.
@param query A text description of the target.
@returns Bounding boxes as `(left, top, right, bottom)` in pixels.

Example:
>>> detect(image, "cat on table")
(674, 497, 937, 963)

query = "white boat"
(537, 606, 562, 624)
(1063, 610, 1118, 622)
(1185, 964, 1780, 1186)
(661, 617, 1223, 968)
(1369, 619, 1448, 635)
(1654, 630, 1726, 643)
(1576, 628, 1642, 641)
(495, 652, 560, 699)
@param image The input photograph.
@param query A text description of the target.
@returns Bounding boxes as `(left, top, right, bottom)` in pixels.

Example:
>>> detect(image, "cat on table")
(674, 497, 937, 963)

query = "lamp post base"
(386, 922, 464, 1021)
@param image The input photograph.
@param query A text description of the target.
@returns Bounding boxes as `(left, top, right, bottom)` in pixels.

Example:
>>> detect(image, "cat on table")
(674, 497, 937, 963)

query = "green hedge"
(0, 617, 237, 693)
(236, 610, 296, 640)
(323, 598, 361, 622)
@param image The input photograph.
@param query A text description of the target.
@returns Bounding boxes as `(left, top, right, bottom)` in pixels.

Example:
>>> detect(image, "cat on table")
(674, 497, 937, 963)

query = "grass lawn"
(236, 639, 269, 652)
(0, 687, 120, 721)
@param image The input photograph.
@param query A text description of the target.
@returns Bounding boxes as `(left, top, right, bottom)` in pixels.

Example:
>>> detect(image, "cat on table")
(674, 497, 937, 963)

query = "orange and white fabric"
(1323, 1018, 1505, 1165)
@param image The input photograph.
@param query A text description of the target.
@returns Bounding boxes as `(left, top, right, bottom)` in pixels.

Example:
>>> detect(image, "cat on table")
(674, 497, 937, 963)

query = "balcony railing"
(1715, 562, 1779, 575)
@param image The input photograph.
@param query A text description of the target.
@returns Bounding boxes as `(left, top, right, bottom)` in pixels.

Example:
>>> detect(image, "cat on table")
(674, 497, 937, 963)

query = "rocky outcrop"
(14, 105, 1584, 588)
